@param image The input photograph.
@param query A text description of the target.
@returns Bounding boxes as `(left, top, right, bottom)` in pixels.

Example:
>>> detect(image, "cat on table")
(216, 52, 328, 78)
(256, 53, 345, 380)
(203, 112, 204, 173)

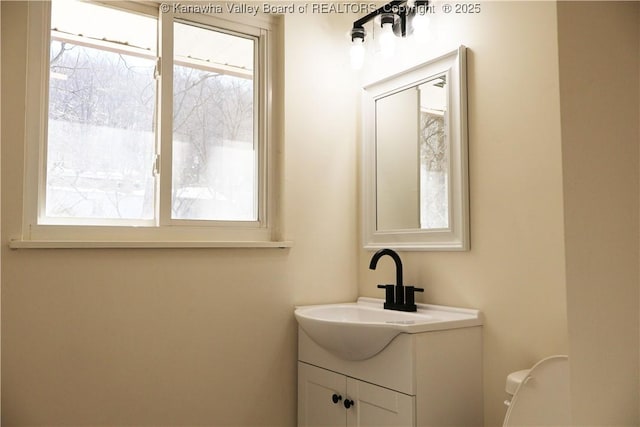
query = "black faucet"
(369, 248, 424, 312)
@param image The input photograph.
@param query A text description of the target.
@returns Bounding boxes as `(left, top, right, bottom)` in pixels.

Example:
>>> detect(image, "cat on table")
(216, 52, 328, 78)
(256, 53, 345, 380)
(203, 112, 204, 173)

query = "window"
(46, 2, 157, 223)
(19, 1, 282, 247)
(172, 21, 256, 222)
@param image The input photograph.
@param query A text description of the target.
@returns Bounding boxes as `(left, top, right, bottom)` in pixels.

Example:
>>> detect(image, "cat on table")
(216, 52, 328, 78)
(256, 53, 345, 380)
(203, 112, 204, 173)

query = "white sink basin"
(294, 297, 482, 361)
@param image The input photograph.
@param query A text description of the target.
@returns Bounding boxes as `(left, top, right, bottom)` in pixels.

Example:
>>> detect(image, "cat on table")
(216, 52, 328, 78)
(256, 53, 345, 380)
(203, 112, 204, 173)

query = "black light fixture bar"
(352, 0, 405, 33)
(351, 0, 430, 40)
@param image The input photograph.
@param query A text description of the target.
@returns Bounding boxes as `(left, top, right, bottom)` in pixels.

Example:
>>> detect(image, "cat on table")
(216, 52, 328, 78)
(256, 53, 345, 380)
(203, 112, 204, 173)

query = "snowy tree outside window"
(44, 0, 260, 225)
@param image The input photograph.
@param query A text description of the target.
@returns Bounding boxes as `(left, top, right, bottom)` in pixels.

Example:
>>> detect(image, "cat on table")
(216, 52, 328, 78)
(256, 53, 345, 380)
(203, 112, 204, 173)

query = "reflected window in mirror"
(419, 75, 449, 230)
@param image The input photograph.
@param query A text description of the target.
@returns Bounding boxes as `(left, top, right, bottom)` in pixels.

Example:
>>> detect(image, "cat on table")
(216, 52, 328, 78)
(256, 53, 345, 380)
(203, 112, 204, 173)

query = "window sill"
(9, 239, 293, 249)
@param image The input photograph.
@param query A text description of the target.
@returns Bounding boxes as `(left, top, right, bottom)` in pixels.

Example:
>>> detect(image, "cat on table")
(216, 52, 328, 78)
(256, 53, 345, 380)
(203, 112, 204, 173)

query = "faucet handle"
(405, 286, 424, 309)
(377, 284, 395, 305)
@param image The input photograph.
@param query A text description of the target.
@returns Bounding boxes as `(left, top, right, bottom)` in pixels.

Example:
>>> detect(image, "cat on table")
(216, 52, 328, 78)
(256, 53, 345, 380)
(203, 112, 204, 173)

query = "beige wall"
(558, 2, 640, 425)
(1, 3, 358, 425)
(3, 1, 640, 426)
(358, 3, 569, 426)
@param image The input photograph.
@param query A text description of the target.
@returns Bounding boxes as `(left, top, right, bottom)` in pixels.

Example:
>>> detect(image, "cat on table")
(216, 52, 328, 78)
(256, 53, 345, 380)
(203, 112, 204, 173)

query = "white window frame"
(14, 1, 287, 249)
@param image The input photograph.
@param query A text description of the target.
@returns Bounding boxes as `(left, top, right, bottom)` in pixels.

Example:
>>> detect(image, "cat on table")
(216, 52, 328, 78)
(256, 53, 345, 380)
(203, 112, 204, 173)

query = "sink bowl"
(294, 297, 482, 361)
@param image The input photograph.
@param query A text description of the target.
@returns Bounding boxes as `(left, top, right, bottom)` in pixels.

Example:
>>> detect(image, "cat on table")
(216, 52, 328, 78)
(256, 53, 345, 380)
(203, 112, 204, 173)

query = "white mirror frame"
(362, 46, 469, 251)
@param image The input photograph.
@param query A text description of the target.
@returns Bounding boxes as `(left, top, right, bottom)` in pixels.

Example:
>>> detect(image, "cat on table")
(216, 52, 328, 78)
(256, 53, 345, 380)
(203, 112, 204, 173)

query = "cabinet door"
(298, 362, 347, 427)
(346, 378, 415, 427)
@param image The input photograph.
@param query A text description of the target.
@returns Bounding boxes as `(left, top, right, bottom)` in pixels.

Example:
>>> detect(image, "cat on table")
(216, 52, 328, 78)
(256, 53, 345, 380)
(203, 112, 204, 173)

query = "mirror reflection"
(375, 74, 449, 231)
(362, 46, 468, 250)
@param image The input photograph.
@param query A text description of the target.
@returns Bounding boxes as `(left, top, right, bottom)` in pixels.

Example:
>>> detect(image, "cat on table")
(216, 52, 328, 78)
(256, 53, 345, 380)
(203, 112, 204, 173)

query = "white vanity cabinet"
(298, 362, 414, 426)
(297, 325, 483, 427)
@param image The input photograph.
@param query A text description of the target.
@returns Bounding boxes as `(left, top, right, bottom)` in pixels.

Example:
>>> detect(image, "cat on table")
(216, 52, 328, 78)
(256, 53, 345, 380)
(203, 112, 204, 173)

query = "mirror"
(362, 46, 469, 250)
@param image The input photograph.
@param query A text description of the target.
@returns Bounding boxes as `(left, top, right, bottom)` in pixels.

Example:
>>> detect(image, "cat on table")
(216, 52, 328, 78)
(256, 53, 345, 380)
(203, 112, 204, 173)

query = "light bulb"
(350, 37, 365, 70)
(379, 22, 395, 59)
(412, 10, 431, 43)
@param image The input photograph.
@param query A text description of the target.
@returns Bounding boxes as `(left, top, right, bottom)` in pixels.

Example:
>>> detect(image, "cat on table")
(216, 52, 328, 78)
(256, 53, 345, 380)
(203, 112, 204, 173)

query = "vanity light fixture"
(349, 0, 431, 69)
(378, 13, 397, 59)
(350, 28, 366, 69)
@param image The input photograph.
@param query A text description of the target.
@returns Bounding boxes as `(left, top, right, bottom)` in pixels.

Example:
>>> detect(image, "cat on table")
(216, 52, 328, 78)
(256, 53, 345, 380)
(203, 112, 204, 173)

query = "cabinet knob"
(332, 393, 342, 404)
(344, 399, 355, 409)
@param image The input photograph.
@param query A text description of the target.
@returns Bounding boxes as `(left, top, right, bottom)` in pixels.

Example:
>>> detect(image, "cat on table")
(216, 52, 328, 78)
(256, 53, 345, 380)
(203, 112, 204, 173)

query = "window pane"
(45, 1, 156, 221)
(50, 0, 156, 52)
(172, 22, 257, 221)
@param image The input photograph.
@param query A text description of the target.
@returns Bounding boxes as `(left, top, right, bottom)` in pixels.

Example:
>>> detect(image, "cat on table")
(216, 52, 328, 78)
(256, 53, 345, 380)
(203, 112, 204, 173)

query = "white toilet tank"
(503, 355, 570, 426)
